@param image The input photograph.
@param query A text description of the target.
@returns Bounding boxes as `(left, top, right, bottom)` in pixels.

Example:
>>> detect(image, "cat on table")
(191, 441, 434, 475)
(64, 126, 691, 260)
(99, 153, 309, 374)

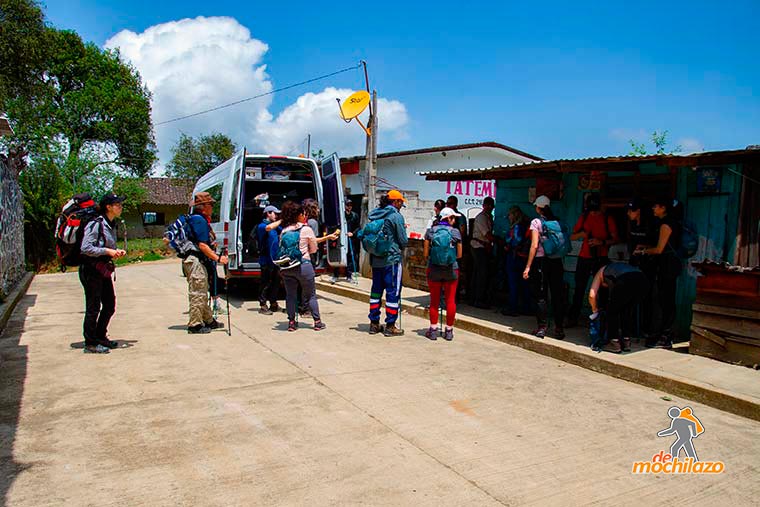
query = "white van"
(192, 149, 349, 279)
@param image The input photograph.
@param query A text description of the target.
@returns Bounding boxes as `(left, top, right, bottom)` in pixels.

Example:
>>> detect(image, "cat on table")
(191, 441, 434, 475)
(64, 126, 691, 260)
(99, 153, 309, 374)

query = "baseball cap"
(439, 207, 462, 219)
(99, 193, 125, 208)
(387, 189, 406, 202)
(533, 195, 551, 208)
(192, 191, 216, 206)
(263, 205, 281, 214)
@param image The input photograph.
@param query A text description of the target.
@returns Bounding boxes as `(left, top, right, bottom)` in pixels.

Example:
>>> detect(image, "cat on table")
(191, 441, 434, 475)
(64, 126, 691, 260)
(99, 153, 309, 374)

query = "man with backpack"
(184, 192, 228, 334)
(78, 193, 127, 354)
(567, 193, 619, 328)
(256, 205, 282, 315)
(363, 190, 409, 336)
(424, 207, 463, 341)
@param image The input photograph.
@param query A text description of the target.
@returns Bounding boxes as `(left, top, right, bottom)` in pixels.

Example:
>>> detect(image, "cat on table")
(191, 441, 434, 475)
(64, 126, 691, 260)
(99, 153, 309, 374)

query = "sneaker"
(288, 320, 297, 332)
(384, 323, 405, 336)
(269, 303, 281, 313)
(84, 344, 110, 354)
(97, 339, 119, 349)
(425, 326, 438, 340)
(602, 339, 622, 353)
(533, 327, 547, 339)
(313, 320, 326, 331)
(205, 319, 224, 330)
(369, 321, 384, 335)
(188, 324, 211, 334)
(654, 338, 673, 349)
(553, 327, 566, 340)
(329, 275, 338, 284)
(621, 337, 632, 352)
(259, 305, 273, 315)
(443, 328, 454, 341)
(273, 256, 292, 267)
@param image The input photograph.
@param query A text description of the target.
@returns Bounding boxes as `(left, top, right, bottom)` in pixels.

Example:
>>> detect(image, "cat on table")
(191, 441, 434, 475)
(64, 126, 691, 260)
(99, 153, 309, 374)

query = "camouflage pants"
(183, 256, 212, 327)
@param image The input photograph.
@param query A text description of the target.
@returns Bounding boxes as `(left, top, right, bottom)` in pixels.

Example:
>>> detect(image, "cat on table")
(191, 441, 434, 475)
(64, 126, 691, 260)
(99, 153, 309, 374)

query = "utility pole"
(307, 133, 311, 159)
(365, 91, 378, 213)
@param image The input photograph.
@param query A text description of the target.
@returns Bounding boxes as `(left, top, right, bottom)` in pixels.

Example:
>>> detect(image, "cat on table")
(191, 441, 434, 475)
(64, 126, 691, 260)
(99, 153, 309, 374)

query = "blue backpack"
(277, 228, 303, 268)
(540, 218, 571, 258)
(164, 214, 199, 258)
(360, 218, 392, 257)
(429, 225, 457, 266)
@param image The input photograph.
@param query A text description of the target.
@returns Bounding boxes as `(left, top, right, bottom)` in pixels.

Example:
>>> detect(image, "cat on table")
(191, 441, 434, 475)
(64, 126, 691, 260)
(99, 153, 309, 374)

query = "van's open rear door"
(320, 153, 347, 268)
(227, 147, 246, 270)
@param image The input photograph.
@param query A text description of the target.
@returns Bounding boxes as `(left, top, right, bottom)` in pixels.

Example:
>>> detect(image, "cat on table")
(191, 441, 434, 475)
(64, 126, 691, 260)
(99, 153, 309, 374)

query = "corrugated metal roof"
(416, 148, 760, 178)
(340, 141, 542, 163)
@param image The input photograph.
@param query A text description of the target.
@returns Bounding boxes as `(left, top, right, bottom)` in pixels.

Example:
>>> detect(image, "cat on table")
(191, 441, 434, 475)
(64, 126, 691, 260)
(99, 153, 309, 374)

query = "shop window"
(142, 212, 166, 226)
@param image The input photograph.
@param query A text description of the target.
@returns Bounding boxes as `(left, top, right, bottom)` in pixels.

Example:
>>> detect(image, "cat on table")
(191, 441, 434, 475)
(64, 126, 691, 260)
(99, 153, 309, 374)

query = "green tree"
(166, 132, 237, 180)
(628, 130, 682, 156)
(0, 0, 50, 103)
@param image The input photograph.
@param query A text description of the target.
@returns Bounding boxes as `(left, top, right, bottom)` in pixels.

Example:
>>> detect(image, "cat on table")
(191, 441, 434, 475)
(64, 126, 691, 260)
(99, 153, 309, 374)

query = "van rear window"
(245, 162, 314, 182)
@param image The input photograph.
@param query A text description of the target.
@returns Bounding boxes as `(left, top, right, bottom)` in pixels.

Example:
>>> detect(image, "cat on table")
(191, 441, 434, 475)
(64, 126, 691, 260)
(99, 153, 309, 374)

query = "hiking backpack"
(429, 225, 457, 266)
(540, 218, 571, 258)
(55, 193, 100, 269)
(163, 214, 199, 258)
(359, 218, 392, 257)
(276, 228, 303, 268)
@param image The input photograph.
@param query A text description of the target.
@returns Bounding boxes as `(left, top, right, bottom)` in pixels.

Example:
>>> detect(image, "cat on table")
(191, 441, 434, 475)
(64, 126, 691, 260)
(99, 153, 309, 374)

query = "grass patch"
(39, 237, 175, 273)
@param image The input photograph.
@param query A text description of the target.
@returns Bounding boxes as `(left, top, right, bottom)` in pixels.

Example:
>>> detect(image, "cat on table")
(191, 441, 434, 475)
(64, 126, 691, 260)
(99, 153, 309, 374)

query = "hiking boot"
(205, 319, 224, 330)
(288, 320, 297, 332)
(621, 337, 632, 352)
(369, 321, 384, 335)
(553, 327, 566, 340)
(188, 324, 211, 334)
(313, 320, 326, 331)
(443, 328, 454, 341)
(259, 305, 273, 315)
(425, 326, 438, 340)
(84, 344, 110, 354)
(603, 339, 623, 353)
(533, 327, 547, 339)
(384, 323, 405, 337)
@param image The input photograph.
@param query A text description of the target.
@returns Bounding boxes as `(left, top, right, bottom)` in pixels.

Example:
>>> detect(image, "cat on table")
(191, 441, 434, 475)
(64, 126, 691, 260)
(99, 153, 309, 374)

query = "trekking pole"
(224, 247, 231, 336)
(212, 260, 218, 321)
(439, 286, 444, 337)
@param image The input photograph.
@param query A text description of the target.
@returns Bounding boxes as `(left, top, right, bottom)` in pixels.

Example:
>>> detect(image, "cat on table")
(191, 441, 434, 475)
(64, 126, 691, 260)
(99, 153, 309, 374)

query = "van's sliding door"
(227, 148, 246, 270)
(320, 153, 347, 267)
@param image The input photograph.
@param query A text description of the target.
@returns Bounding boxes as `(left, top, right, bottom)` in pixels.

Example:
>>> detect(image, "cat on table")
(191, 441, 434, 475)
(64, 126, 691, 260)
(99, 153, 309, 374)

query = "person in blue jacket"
(256, 205, 282, 314)
(367, 190, 409, 336)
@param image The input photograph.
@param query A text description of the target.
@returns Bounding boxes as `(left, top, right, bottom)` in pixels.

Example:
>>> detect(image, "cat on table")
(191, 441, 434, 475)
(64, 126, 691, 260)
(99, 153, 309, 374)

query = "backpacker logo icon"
(631, 406, 725, 474)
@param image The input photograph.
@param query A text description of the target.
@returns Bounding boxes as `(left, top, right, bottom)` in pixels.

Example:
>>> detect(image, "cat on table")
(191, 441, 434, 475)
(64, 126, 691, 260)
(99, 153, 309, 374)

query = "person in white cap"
(522, 195, 566, 339)
(423, 207, 463, 341)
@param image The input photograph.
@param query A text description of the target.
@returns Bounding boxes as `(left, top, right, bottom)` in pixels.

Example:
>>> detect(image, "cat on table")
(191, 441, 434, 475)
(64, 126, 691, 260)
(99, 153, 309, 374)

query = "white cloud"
(105, 17, 409, 167)
(676, 137, 704, 153)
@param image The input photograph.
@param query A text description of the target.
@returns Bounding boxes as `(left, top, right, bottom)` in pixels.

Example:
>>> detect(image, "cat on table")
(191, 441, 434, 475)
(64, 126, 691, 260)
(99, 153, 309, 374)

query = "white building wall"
(344, 146, 535, 235)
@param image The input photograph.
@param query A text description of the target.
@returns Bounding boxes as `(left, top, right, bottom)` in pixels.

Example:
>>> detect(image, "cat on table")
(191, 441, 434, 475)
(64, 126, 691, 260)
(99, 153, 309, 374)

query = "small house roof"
(340, 141, 542, 163)
(138, 178, 195, 206)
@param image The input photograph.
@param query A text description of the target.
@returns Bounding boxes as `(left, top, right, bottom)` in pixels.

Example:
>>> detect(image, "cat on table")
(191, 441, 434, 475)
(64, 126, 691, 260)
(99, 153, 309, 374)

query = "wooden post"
(360, 91, 379, 276)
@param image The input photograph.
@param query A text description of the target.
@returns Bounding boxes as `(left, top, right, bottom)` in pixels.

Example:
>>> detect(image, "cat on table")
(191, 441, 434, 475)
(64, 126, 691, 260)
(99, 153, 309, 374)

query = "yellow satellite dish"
(339, 90, 370, 120)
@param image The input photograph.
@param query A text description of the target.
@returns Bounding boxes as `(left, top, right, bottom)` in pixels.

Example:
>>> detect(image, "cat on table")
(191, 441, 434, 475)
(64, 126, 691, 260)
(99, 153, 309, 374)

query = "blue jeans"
(506, 254, 532, 314)
(369, 263, 403, 324)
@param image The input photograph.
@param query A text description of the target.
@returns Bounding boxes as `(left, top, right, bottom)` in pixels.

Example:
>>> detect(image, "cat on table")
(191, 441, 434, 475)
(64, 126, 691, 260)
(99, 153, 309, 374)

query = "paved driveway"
(1, 260, 758, 506)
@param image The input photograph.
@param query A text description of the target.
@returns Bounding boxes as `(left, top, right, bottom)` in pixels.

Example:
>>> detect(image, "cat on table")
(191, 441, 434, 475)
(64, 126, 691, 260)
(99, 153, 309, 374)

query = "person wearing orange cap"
(365, 190, 409, 336)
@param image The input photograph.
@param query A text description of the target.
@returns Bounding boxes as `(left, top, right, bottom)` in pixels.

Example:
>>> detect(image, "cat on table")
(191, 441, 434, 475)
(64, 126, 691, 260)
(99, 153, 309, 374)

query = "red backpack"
(55, 193, 99, 270)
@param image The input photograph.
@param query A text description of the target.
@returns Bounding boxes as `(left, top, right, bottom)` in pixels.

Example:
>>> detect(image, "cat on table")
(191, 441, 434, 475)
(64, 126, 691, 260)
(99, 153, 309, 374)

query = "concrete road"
(1, 260, 758, 506)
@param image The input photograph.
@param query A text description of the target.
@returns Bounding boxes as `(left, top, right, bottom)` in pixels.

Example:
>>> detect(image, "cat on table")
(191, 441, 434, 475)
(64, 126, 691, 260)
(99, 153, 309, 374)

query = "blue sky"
(44, 0, 760, 160)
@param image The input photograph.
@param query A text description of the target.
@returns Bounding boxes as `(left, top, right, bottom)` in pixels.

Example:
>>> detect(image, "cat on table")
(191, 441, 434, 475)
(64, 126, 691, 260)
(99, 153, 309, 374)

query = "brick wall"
(0, 157, 26, 301)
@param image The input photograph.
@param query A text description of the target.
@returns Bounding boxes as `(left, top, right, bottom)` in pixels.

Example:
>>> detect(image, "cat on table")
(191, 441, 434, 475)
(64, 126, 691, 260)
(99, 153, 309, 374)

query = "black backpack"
(55, 193, 100, 270)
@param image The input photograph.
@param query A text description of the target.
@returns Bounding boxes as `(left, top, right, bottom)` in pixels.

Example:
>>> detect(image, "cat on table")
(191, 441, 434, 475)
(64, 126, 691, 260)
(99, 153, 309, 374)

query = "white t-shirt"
(529, 218, 546, 258)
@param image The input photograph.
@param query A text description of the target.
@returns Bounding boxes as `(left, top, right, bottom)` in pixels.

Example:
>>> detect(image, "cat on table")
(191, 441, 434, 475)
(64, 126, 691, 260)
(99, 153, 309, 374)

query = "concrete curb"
(316, 280, 760, 422)
(0, 271, 34, 335)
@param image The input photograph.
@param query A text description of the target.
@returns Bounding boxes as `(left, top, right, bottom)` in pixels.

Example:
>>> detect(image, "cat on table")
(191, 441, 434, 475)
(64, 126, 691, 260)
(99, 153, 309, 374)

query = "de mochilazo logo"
(632, 406, 725, 474)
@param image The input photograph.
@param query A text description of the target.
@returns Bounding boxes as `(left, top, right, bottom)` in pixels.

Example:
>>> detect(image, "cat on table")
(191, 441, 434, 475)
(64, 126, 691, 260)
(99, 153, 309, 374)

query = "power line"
(155, 62, 364, 127)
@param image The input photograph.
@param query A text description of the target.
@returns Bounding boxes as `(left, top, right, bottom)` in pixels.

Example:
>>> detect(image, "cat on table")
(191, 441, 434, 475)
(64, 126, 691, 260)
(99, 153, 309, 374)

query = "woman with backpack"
(423, 207, 463, 341)
(502, 206, 532, 317)
(78, 193, 127, 354)
(278, 201, 337, 332)
(522, 195, 566, 339)
(634, 198, 683, 349)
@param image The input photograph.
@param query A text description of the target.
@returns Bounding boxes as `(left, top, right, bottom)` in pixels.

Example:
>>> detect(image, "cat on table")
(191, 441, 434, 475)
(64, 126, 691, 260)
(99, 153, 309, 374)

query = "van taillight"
(224, 222, 229, 247)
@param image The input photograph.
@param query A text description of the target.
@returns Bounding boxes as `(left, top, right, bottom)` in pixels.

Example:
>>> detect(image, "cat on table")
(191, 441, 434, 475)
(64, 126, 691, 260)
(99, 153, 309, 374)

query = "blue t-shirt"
(256, 220, 281, 266)
(187, 213, 211, 245)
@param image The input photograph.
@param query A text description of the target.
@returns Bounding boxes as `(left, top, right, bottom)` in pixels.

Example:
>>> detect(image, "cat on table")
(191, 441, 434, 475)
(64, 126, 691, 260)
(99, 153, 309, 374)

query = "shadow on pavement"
(69, 340, 139, 350)
(0, 294, 36, 506)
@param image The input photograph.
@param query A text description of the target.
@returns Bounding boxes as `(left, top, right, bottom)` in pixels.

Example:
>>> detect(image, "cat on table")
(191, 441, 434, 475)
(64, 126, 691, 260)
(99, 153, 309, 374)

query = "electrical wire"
(155, 62, 364, 127)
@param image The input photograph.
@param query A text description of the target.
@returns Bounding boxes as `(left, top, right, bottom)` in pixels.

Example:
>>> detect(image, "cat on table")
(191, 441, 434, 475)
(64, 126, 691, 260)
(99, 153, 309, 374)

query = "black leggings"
(602, 272, 649, 343)
(79, 263, 116, 346)
(529, 257, 565, 328)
